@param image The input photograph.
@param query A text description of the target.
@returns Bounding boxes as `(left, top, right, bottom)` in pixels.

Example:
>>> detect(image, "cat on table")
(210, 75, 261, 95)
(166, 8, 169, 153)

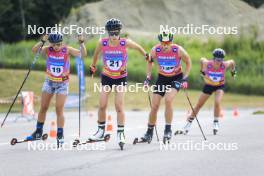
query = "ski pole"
(1, 42, 45, 128)
(183, 89, 207, 141)
(147, 90, 160, 142)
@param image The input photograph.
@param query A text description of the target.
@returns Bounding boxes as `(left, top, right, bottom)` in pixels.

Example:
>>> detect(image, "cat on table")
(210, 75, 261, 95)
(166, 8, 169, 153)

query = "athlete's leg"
(98, 86, 111, 123)
(180, 92, 210, 134)
(55, 94, 67, 128)
(189, 93, 211, 119)
(213, 89, 224, 134)
(164, 88, 178, 124)
(148, 93, 162, 125)
(115, 85, 126, 145)
(89, 86, 111, 140)
(115, 85, 125, 126)
(38, 92, 53, 123)
(26, 92, 53, 140)
(214, 89, 224, 119)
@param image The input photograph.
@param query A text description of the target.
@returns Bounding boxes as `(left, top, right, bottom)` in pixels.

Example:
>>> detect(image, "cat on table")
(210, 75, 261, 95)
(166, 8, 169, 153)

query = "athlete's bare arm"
(68, 43, 87, 58)
(91, 39, 102, 66)
(224, 60, 236, 71)
(200, 57, 209, 72)
(126, 39, 147, 57)
(147, 47, 156, 78)
(179, 46, 191, 79)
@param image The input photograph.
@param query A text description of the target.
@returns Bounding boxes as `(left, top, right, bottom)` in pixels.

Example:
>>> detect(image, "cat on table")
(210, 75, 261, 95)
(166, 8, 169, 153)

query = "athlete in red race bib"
(26, 32, 87, 147)
(179, 48, 236, 135)
(140, 30, 191, 144)
(89, 18, 150, 150)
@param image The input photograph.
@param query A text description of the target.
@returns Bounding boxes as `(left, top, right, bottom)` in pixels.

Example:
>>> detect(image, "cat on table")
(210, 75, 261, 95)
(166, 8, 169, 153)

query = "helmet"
(158, 30, 173, 42)
(48, 32, 63, 43)
(105, 18, 122, 31)
(213, 48, 225, 59)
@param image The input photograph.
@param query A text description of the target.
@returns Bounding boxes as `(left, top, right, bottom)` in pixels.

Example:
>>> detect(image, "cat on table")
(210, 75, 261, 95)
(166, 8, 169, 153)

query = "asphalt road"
(0, 109, 263, 176)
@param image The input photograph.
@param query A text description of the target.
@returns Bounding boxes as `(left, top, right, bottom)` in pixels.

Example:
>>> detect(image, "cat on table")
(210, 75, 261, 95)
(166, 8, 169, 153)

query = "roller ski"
(73, 134, 111, 147)
(133, 128, 153, 145)
(117, 131, 125, 150)
(11, 130, 48, 146)
(73, 126, 110, 147)
(174, 119, 193, 136)
(163, 129, 172, 144)
(213, 120, 219, 135)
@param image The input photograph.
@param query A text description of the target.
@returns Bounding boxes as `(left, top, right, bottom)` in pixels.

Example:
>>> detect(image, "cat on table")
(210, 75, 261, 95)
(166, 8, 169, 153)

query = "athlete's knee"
(164, 96, 174, 105)
(99, 103, 107, 112)
(55, 106, 64, 116)
(115, 103, 124, 113)
(151, 104, 159, 114)
(39, 105, 49, 114)
(215, 100, 221, 107)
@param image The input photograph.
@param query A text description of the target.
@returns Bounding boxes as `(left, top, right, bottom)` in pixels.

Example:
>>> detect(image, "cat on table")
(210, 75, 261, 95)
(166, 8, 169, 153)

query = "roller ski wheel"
(10, 133, 48, 146)
(163, 130, 172, 144)
(119, 142, 125, 150)
(163, 136, 171, 144)
(213, 129, 218, 135)
(72, 139, 80, 147)
(133, 136, 152, 145)
(73, 134, 111, 147)
(57, 137, 64, 148)
(174, 130, 185, 135)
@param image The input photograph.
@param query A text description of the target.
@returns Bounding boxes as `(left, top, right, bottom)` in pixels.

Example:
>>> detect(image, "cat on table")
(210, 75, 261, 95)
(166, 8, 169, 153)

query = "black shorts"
(202, 84, 225, 95)
(101, 74, 127, 88)
(153, 73, 183, 97)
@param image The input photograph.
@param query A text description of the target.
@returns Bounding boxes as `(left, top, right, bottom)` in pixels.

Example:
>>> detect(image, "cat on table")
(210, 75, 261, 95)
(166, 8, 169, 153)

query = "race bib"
(161, 65, 175, 73)
(158, 59, 177, 73)
(106, 58, 123, 71)
(208, 72, 222, 82)
(50, 65, 63, 76)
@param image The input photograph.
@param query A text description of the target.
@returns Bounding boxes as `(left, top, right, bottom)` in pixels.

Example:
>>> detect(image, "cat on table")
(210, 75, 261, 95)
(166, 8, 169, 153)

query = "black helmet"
(48, 32, 63, 43)
(105, 18, 122, 31)
(213, 48, 225, 59)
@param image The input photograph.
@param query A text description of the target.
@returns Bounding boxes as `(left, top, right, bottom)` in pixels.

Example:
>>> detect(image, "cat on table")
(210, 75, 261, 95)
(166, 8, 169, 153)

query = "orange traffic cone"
(232, 107, 239, 118)
(106, 115, 113, 132)
(49, 121, 57, 138)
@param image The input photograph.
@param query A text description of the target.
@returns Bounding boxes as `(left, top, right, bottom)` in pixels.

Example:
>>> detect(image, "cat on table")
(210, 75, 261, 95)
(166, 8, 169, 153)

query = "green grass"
(0, 34, 264, 95)
(0, 69, 263, 114)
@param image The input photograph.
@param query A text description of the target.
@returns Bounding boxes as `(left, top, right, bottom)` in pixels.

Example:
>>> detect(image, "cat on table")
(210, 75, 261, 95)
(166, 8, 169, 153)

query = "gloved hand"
(89, 65, 96, 75)
(200, 70, 205, 78)
(231, 69, 237, 78)
(181, 77, 188, 89)
(144, 76, 151, 86)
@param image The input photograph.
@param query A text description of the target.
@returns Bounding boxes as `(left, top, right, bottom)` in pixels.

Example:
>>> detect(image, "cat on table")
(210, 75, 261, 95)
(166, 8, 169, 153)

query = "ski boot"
(26, 129, 43, 141)
(117, 130, 125, 150)
(89, 127, 105, 141)
(57, 136, 64, 148)
(213, 120, 219, 135)
(163, 129, 172, 144)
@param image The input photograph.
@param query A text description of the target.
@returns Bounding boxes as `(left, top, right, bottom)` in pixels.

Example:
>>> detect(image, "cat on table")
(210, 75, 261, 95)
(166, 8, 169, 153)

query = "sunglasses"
(161, 41, 171, 45)
(214, 58, 224, 62)
(108, 31, 120, 36)
(51, 42, 62, 47)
